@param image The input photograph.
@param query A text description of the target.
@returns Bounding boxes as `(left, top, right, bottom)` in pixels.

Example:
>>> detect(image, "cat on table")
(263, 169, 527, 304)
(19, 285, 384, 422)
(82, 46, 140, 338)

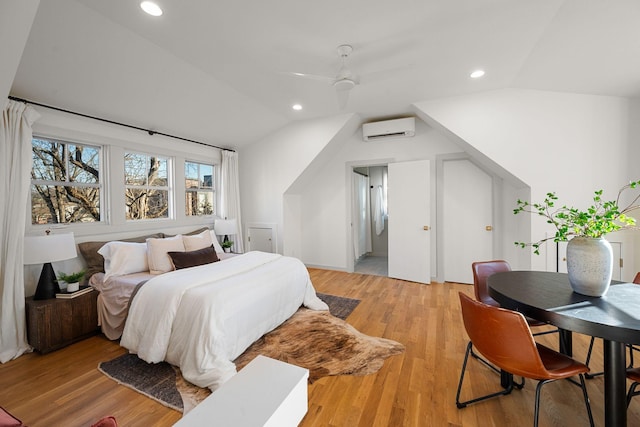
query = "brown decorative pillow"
(168, 245, 219, 270)
(78, 233, 164, 279)
(163, 227, 210, 238)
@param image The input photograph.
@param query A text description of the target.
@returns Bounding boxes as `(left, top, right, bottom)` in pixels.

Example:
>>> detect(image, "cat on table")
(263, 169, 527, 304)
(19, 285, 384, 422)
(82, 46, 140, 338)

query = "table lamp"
(24, 231, 78, 300)
(214, 218, 238, 243)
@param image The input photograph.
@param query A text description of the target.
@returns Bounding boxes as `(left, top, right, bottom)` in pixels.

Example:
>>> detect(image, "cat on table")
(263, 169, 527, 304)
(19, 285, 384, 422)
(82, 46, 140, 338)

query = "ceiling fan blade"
(281, 71, 334, 82)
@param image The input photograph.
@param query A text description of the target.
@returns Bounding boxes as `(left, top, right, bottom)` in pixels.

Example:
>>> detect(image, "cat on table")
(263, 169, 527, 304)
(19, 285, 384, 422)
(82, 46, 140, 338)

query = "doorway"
(353, 166, 389, 277)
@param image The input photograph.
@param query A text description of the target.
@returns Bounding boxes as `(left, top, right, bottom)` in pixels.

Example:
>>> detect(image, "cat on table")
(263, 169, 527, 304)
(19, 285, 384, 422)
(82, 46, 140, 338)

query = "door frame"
(345, 159, 394, 273)
(245, 223, 277, 253)
(435, 153, 503, 283)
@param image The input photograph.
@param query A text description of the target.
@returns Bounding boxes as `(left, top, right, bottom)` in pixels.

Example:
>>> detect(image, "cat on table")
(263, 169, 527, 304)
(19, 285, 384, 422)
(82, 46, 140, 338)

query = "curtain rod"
(8, 96, 235, 152)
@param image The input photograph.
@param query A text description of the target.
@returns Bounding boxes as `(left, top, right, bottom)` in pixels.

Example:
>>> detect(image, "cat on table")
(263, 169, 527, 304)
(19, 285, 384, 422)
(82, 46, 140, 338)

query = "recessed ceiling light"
(140, 1, 163, 16)
(292, 104, 302, 111)
(470, 69, 485, 79)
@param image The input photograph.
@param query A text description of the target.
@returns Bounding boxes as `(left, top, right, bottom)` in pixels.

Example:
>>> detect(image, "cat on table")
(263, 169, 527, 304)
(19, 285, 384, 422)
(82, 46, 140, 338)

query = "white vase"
(66, 282, 80, 292)
(566, 236, 613, 297)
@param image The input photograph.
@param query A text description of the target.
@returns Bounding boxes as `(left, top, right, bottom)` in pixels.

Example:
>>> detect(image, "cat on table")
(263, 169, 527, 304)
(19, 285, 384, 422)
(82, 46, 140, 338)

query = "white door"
(558, 241, 622, 280)
(247, 227, 274, 253)
(388, 160, 430, 284)
(442, 159, 493, 284)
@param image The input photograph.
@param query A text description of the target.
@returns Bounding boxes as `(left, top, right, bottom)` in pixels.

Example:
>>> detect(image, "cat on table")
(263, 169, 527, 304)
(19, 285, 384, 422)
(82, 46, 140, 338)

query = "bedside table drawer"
(26, 289, 99, 353)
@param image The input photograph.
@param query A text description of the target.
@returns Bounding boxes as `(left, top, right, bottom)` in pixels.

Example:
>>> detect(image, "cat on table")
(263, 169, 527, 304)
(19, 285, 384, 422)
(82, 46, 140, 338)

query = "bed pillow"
(97, 241, 148, 280)
(147, 235, 185, 274)
(183, 229, 213, 251)
(78, 232, 163, 279)
(209, 230, 225, 253)
(168, 245, 219, 270)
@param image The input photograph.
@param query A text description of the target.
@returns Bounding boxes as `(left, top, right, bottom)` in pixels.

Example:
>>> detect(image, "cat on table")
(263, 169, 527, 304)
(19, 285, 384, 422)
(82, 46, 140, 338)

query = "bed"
(80, 228, 328, 391)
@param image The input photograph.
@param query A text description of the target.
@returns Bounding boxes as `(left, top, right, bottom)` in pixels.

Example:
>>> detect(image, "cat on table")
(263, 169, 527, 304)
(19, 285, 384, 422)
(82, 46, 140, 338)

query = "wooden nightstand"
(25, 289, 99, 353)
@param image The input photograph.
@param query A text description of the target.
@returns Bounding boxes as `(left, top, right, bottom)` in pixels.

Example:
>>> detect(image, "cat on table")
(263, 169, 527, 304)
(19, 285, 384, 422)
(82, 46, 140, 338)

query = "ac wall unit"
(362, 117, 415, 141)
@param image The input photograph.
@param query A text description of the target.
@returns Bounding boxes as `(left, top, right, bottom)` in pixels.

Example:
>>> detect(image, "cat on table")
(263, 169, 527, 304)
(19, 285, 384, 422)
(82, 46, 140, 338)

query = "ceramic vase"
(566, 236, 613, 297)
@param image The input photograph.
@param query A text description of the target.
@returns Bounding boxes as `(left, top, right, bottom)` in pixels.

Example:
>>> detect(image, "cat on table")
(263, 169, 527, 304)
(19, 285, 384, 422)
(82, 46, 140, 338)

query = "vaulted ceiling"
(10, 0, 640, 149)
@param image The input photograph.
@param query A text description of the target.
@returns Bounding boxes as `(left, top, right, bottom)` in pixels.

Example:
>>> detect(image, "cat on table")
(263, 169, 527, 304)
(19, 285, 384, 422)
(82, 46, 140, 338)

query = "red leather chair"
(456, 293, 594, 427)
(472, 260, 558, 335)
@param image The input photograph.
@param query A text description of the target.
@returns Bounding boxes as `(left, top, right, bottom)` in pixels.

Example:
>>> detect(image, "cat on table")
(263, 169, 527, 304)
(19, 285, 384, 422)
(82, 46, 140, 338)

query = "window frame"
(184, 160, 216, 217)
(30, 135, 105, 227)
(124, 150, 174, 222)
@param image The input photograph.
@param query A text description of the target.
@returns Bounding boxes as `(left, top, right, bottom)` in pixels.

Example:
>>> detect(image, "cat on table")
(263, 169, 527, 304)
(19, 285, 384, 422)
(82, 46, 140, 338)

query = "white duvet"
(120, 251, 328, 390)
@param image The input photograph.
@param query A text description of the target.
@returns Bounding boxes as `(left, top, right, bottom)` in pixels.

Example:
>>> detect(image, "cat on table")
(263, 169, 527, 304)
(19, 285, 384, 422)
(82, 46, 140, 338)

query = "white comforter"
(120, 251, 328, 390)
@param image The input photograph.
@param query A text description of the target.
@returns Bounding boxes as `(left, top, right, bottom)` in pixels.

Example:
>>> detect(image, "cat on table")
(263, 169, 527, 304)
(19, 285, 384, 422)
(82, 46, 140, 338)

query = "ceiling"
(10, 0, 640, 149)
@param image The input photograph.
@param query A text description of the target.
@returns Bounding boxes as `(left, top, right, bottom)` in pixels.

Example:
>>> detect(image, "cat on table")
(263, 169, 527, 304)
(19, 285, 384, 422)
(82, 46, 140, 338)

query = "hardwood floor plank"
(0, 268, 637, 426)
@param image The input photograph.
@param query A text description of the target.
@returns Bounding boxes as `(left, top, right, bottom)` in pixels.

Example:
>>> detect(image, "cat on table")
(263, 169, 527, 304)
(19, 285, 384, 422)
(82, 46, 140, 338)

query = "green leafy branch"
(514, 180, 640, 255)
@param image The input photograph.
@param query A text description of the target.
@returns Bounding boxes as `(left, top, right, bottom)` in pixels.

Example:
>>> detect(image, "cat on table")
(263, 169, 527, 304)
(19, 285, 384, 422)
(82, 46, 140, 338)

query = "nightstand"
(25, 288, 99, 353)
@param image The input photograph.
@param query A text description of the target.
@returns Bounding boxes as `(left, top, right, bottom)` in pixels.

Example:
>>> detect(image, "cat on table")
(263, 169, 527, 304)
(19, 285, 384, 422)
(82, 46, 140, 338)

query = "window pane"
(148, 157, 168, 187)
(124, 153, 149, 185)
(185, 162, 198, 189)
(31, 185, 100, 224)
(32, 138, 65, 181)
(69, 144, 99, 184)
(126, 188, 169, 220)
(197, 192, 214, 215)
(200, 164, 213, 189)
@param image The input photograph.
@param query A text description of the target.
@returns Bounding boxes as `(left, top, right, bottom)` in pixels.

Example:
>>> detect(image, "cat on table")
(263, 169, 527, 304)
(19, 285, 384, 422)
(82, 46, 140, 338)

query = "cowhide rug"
(176, 308, 405, 413)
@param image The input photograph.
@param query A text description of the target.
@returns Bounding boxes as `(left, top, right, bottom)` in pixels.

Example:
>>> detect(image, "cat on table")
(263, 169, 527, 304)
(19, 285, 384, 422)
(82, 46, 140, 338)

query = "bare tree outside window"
(31, 138, 101, 224)
(185, 161, 215, 216)
(125, 152, 170, 220)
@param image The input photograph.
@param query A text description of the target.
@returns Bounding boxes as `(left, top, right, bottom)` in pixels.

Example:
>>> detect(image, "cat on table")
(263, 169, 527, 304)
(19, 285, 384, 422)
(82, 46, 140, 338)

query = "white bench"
(173, 355, 309, 427)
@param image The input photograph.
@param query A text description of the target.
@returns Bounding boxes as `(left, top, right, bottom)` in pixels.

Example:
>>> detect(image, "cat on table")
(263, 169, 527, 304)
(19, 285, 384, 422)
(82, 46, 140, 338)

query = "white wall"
(415, 89, 636, 278)
(239, 113, 359, 255)
(629, 98, 640, 275)
(0, 1, 39, 105)
(297, 119, 462, 271)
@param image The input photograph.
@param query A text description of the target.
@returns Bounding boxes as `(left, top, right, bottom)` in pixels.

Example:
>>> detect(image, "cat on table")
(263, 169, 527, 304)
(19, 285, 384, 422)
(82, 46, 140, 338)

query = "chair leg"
(578, 374, 595, 427)
(470, 344, 526, 389)
(456, 341, 516, 409)
(627, 382, 640, 407)
(585, 337, 604, 379)
(533, 375, 593, 427)
(532, 328, 559, 337)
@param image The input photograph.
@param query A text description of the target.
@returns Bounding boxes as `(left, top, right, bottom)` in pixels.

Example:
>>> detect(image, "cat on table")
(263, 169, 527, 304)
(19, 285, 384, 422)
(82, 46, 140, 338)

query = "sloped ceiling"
(10, 0, 640, 149)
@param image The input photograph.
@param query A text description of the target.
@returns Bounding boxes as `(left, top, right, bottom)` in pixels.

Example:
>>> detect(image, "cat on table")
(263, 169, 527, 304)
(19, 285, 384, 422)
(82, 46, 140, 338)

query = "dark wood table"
(488, 271, 640, 427)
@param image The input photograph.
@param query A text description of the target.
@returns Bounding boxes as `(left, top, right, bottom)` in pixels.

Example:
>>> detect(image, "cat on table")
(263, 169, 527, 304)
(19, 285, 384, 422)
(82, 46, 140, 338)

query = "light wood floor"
(1, 268, 639, 426)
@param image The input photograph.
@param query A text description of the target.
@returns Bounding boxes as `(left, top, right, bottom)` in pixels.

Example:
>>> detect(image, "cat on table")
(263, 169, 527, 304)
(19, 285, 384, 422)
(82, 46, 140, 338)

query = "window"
(124, 152, 170, 220)
(185, 161, 215, 216)
(31, 137, 102, 224)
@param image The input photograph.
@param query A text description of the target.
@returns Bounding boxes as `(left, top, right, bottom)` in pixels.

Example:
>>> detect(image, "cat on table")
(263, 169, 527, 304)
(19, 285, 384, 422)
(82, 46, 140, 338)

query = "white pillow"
(147, 235, 185, 274)
(209, 230, 224, 253)
(183, 229, 213, 251)
(97, 241, 148, 280)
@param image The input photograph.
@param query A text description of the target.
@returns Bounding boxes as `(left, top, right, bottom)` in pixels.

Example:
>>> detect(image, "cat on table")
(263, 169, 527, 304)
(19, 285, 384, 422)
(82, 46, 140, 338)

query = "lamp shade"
(214, 219, 238, 236)
(24, 232, 77, 265)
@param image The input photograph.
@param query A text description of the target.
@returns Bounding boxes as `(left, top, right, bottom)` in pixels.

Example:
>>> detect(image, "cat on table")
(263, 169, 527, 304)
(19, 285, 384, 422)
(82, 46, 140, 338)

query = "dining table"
(488, 270, 640, 427)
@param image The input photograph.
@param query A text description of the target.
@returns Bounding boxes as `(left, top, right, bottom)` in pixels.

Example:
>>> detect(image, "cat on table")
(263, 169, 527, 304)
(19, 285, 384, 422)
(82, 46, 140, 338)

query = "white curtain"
(220, 150, 244, 254)
(373, 185, 385, 236)
(0, 100, 40, 363)
(352, 172, 372, 261)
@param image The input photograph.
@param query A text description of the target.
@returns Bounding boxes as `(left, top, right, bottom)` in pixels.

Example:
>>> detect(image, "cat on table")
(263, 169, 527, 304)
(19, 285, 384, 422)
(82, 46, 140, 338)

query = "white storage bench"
(173, 355, 309, 427)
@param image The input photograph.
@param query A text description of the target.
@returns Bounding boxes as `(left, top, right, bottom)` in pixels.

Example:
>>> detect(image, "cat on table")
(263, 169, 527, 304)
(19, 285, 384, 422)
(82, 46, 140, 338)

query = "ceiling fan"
(288, 44, 359, 109)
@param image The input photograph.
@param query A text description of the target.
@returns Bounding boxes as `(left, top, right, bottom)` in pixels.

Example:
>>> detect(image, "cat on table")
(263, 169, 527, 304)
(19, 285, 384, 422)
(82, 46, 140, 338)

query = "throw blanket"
(120, 251, 328, 390)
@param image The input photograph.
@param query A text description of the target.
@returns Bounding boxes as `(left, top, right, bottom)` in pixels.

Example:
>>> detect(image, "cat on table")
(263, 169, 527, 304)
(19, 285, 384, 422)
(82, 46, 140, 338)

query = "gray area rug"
(99, 293, 373, 412)
(316, 292, 360, 320)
